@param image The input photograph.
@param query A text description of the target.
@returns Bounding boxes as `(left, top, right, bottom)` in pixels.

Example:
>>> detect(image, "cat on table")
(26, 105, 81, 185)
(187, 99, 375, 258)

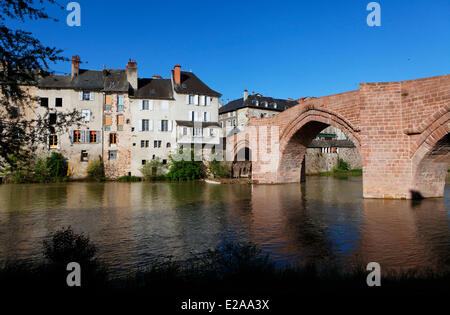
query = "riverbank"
(1, 236, 448, 298)
(313, 169, 363, 177)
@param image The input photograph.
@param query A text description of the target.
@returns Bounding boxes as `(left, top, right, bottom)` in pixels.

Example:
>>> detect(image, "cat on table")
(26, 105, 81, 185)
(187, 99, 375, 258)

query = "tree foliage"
(166, 150, 205, 181)
(0, 0, 82, 170)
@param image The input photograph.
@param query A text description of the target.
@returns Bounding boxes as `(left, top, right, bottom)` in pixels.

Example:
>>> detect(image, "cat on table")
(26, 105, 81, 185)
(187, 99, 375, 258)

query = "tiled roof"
(134, 78, 173, 100)
(173, 71, 221, 97)
(219, 94, 297, 114)
(308, 139, 356, 148)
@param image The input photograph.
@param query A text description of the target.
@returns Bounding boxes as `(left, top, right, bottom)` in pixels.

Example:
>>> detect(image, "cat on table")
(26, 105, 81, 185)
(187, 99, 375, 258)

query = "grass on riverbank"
(0, 227, 448, 297)
(316, 168, 363, 177)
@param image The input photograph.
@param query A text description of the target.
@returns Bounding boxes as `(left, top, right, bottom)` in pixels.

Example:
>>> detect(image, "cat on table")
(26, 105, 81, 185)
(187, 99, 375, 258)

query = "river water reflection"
(0, 177, 448, 276)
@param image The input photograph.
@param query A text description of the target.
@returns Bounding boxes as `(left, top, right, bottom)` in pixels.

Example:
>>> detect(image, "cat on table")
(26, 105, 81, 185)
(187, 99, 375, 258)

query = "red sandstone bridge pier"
(227, 74, 450, 199)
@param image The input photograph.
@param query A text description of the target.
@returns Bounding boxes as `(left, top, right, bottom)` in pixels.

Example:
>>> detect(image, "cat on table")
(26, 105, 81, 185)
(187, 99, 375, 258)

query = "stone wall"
(305, 148, 361, 174)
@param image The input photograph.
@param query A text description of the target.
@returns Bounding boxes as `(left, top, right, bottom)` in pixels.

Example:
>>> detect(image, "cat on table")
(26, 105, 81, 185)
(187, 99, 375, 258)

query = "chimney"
(243, 89, 248, 102)
(126, 58, 138, 92)
(227, 99, 229, 104)
(71, 55, 80, 78)
(174, 64, 181, 85)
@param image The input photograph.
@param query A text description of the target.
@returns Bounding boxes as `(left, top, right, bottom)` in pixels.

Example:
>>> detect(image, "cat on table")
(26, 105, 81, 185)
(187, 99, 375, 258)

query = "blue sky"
(11, 0, 450, 101)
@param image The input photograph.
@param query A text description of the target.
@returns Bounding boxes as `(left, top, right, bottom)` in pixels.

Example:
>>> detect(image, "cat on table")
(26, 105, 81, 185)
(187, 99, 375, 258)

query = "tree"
(0, 0, 82, 170)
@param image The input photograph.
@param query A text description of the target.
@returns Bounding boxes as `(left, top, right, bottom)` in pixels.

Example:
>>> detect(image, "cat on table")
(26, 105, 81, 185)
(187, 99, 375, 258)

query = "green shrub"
(140, 158, 166, 180)
(165, 150, 205, 181)
(117, 175, 141, 182)
(209, 159, 229, 178)
(45, 152, 68, 180)
(87, 157, 105, 182)
(337, 158, 350, 171)
(33, 157, 50, 182)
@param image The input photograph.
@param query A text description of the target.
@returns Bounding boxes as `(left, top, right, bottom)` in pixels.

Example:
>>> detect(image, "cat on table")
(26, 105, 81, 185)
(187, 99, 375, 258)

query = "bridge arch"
(231, 145, 252, 178)
(411, 114, 450, 198)
(275, 108, 361, 183)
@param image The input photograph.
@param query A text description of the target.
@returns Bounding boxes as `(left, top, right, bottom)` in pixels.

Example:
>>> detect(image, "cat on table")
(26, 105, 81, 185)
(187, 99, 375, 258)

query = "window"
(73, 130, 81, 143)
(49, 135, 57, 149)
(162, 159, 167, 165)
(220, 122, 223, 128)
(142, 160, 146, 165)
(105, 95, 112, 111)
(110, 133, 117, 145)
(82, 109, 91, 121)
(141, 119, 149, 131)
(203, 112, 208, 122)
(161, 120, 168, 132)
(108, 150, 117, 160)
(166, 142, 171, 148)
(49, 113, 57, 125)
(188, 94, 195, 104)
(273, 102, 277, 109)
(55, 98, 62, 107)
(80, 150, 88, 162)
(82, 91, 91, 100)
(193, 128, 202, 137)
(182, 127, 187, 136)
(105, 114, 112, 126)
(89, 131, 97, 143)
(40, 97, 48, 107)
(142, 100, 149, 110)
(209, 128, 214, 137)
(141, 140, 149, 148)
(154, 140, 161, 148)
(117, 115, 124, 131)
(117, 95, 124, 111)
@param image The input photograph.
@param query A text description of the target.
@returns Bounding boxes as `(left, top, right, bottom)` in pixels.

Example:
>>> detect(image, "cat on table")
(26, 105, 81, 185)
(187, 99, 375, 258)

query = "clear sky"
(11, 0, 450, 101)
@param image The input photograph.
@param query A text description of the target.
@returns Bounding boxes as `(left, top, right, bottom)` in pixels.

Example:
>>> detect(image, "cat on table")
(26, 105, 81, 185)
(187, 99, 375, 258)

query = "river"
(0, 177, 448, 276)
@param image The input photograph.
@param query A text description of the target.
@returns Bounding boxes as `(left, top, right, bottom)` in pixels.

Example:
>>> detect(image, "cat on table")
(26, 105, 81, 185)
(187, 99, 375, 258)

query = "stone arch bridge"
(226, 75, 450, 199)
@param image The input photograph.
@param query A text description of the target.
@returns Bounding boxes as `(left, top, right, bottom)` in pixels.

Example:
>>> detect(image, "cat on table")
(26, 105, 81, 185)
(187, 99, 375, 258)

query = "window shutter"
(150, 120, 154, 131)
(168, 120, 173, 131)
(158, 120, 162, 131)
(207, 112, 211, 122)
(96, 131, 101, 143)
(81, 130, 85, 143)
(194, 95, 199, 105)
(188, 111, 192, 121)
(187, 128, 190, 136)
(90, 92, 94, 100)
(69, 131, 73, 144)
(138, 120, 142, 132)
(79, 91, 83, 100)
(141, 100, 144, 110)
(186, 95, 190, 104)
(149, 100, 153, 110)
(206, 96, 211, 106)
(199, 95, 204, 106)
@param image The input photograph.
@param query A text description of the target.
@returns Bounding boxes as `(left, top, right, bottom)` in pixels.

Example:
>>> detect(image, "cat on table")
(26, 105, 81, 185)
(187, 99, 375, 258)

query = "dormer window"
(264, 101, 268, 107)
(273, 102, 277, 109)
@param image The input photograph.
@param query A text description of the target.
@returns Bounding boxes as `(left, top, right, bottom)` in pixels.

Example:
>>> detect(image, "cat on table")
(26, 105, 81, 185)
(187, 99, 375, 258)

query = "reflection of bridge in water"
(228, 75, 450, 199)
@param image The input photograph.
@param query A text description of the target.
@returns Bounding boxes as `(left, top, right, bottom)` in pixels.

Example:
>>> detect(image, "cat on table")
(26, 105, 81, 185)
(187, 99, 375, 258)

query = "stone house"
(33, 56, 221, 178)
(218, 90, 297, 137)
